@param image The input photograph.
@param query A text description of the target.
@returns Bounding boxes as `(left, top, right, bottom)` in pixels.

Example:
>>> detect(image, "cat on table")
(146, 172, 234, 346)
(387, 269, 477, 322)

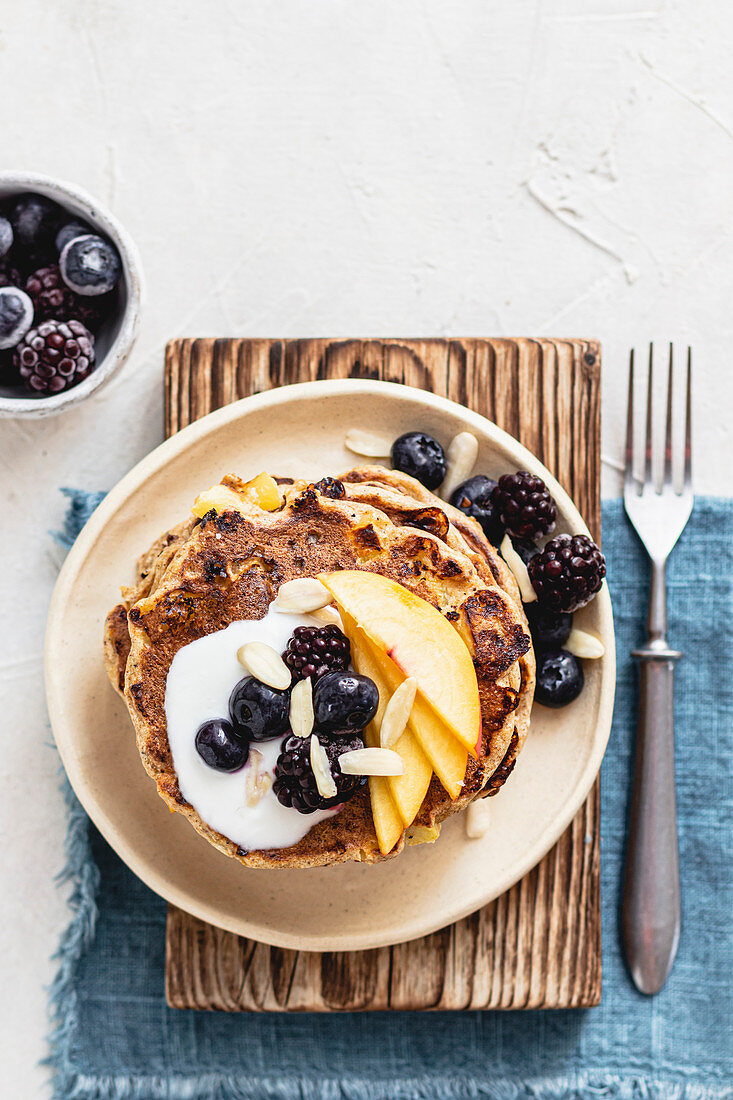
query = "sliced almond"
(500, 534, 537, 604)
(290, 677, 315, 738)
(440, 432, 479, 501)
(273, 577, 332, 613)
(565, 628, 605, 659)
(310, 735, 337, 799)
(465, 798, 492, 839)
(338, 747, 405, 777)
(237, 642, 292, 690)
(244, 749, 273, 807)
(344, 428, 393, 457)
(309, 604, 343, 627)
(380, 677, 417, 749)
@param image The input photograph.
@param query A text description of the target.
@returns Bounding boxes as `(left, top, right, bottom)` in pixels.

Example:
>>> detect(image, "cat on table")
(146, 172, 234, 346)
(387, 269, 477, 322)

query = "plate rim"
(45, 377, 616, 952)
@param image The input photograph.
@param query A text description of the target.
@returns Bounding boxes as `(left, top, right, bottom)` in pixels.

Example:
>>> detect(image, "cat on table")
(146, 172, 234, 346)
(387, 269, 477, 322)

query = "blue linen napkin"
(48, 495, 733, 1100)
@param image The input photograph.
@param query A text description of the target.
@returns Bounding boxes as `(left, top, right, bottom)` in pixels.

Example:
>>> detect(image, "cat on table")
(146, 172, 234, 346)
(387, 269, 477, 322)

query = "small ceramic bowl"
(0, 171, 143, 418)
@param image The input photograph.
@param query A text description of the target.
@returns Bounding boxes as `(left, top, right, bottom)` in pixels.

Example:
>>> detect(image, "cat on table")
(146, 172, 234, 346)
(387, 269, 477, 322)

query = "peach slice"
(353, 625, 468, 800)
(343, 612, 432, 829)
(193, 472, 281, 517)
(319, 570, 481, 757)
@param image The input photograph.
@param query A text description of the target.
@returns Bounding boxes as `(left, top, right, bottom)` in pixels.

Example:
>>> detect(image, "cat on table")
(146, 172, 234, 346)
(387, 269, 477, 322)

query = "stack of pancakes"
(104, 466, 535, 869)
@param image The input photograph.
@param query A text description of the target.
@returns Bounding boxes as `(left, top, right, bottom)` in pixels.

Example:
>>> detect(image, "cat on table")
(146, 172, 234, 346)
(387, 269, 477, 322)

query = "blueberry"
(391, 432, 447, 490)
(229, 676, 291, 742)
(0, 287, 33, 350)
(450, 474, 502, 541)
(524, 604, 572, 651)
(313, 671, 379, 733)
(195, 718, 249, 771)
(55, 220, 90, 254)
(0, 217, 12, 258)
(8, 193, 61, 272)
(534, 650, 584, 708)
(60, 234, 121, 296)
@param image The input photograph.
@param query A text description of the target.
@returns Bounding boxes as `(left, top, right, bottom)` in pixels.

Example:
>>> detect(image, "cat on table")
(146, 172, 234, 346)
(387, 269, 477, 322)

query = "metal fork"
(622, 343, 693, 994)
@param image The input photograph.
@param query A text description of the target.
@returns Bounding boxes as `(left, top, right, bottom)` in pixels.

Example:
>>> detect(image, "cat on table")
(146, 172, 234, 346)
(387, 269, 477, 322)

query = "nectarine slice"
(319, 570, 481, 757)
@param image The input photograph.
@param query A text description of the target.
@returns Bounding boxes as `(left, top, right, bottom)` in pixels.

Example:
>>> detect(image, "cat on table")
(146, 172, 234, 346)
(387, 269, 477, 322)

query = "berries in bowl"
(0, 172, 142, 418)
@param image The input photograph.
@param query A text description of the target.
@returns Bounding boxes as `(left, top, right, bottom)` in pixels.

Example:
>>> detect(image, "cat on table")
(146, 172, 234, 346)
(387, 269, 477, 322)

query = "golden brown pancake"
(105, 472, 533, 868)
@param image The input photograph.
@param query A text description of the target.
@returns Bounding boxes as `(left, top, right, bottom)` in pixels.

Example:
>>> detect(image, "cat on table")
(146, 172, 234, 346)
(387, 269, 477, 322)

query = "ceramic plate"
(46, 379, 615, 952)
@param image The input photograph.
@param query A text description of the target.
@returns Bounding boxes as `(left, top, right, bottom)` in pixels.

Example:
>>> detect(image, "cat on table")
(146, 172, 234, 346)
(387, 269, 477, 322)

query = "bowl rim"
(45, 378, 616, 951)
(0, 170, 143, 418)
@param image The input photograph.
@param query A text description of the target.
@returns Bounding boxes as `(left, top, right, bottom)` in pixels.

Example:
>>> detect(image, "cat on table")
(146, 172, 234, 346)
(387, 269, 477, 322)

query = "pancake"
(105, 472, 533, 868)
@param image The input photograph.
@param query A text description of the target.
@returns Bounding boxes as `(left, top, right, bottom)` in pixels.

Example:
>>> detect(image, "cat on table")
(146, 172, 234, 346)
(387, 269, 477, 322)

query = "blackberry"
(25, 265, 108, 330)
(0, 261, 22, 289)
(273, 733, 365, 813)
(491, 472, 557, 541)
(283, 624, 351, 683)
(15, 319, 95, 395)
(528, 533, 606, 613)
(314, 476, 345, 499)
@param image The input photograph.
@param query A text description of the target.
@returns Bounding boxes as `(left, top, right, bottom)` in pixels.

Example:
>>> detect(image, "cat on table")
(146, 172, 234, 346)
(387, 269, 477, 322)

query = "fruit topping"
(0, 261, 22, 289)
(0, 287, 33, 350)
(236, 641, 292, 690)
(273, 733, 365, 813)
(195, 718, 249, 772)
(319, 570, 481, 757)
(390, 431, 447, 489)
(229, 675, 291, 742)
(192, 472, 282, 517)
(55, 220, 89, 254)
(15, 318, 95, 394)
(314, 476, 345, 498)
(60, 233, 121, 296)
(512, 539, 540, 566)
(283, 624, 351, 683)
(289, 676, 315, 738)
(0, 217, 12, 258)
(441, 431, 479, 500)
(25, 264, 108, 329)
(8, 193, 60, 273)
(272, 576, 332, 613)
(524, 604, 572, 651)
(449, 474, 501, 542)
(534, 650, 584, 708)
(312, 671, 379, 733)
(338, 746, 405, 776)
(500, 534, 537, 604)
(491, 471, 557, 541)
(528, 533, 606, 613)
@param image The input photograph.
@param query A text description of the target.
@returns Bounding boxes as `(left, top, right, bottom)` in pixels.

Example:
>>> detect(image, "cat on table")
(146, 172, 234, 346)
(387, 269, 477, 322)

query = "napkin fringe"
(47, 1069, 733, 1100)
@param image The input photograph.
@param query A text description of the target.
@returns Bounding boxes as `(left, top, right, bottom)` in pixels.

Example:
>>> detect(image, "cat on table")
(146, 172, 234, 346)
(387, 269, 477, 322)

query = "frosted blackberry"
(283, 624, 351, 683)
(528, 533, 606, 613)
(25, 265, 108, 329)
(15, 319, 95, 394)
(273, 733, 365, 813)
(491, 472, 557, 541)
(0, 261, 22, 289)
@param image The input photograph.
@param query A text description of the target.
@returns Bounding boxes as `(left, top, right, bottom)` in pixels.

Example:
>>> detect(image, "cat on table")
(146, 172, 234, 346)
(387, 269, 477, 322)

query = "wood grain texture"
(163, 337, 602, 1012)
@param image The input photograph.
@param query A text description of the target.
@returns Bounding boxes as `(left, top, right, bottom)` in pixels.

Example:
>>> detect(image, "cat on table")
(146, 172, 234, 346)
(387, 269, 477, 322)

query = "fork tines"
(625, 343, 692, 497)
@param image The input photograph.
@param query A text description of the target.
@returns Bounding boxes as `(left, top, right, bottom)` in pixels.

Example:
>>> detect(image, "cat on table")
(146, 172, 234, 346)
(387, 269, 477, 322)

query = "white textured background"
(1, 0, 732, 1093)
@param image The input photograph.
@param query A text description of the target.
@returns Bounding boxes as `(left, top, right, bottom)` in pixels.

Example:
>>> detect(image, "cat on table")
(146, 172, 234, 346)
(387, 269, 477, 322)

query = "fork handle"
(622, 648, 681, 994)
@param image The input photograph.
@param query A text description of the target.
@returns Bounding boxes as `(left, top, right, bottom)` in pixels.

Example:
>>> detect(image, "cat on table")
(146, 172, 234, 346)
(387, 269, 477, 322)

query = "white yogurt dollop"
(165, 608, 339, 852)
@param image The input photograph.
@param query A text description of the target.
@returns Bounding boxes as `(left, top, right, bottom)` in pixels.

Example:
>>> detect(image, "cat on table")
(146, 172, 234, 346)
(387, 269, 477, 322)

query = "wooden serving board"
(163, 337, 602, 1012)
